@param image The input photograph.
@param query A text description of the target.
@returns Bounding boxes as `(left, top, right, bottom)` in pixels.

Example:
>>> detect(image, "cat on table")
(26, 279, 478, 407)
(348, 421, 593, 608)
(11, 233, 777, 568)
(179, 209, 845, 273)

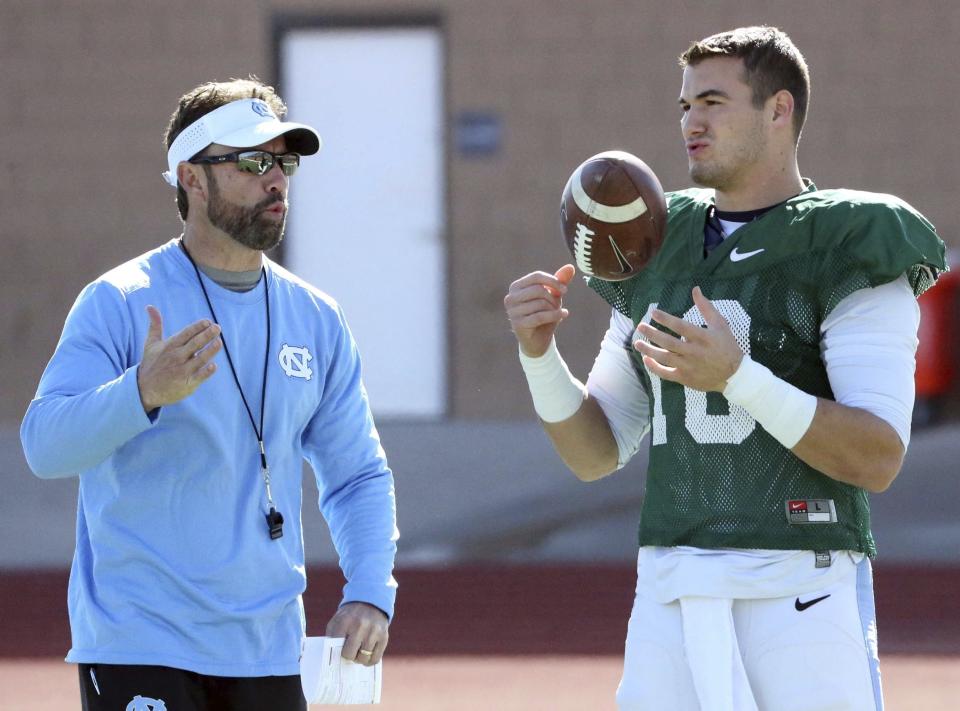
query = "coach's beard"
(206, 176, 286, 252)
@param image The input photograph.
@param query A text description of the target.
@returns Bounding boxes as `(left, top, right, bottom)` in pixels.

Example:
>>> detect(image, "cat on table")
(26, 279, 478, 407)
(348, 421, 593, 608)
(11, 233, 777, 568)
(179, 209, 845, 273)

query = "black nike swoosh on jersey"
(794, 594, 831, 611)
(607, 235, 634, 273)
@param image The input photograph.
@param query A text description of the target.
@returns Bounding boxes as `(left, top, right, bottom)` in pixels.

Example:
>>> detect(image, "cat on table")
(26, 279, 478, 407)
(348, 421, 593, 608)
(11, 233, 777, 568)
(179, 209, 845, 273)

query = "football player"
(504, 26, 946, 711)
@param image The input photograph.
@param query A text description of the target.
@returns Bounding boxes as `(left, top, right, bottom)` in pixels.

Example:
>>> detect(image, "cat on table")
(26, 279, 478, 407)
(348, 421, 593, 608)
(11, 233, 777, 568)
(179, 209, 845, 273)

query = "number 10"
(638, 301, 756, 446)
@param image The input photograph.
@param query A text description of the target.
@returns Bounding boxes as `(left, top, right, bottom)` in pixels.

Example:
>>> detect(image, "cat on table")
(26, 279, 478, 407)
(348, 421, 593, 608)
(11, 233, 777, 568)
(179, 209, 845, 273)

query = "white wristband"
(517, 338, 586, 423)
(722, 355, 818, 449)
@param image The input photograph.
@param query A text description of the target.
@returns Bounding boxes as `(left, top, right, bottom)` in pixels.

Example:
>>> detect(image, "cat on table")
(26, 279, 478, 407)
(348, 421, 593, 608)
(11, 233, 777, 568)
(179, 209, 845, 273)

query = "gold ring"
(358, 649, 373, 656)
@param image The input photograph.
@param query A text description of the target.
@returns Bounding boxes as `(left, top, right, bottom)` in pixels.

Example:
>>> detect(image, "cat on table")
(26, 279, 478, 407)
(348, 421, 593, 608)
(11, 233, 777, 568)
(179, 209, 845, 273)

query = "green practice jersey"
(589, 183, 946, 556)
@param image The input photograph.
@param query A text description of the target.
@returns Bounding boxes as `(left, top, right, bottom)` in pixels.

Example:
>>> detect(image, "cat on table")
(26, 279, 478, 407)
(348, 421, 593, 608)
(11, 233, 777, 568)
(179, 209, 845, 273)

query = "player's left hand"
(325, 601, 389, 666)
(633, 286, 743, 392)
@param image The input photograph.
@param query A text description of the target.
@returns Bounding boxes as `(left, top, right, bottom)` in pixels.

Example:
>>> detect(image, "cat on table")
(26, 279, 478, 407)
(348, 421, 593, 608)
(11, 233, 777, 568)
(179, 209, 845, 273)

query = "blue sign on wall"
(454, 111, 502, 157)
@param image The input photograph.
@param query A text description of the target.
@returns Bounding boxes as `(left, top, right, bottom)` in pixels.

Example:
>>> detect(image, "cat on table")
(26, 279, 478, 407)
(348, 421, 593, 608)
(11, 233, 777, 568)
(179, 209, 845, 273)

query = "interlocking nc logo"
(126, 696, 167, 711)
(251, 99, 275, 118)
(278, 344, 314, 380)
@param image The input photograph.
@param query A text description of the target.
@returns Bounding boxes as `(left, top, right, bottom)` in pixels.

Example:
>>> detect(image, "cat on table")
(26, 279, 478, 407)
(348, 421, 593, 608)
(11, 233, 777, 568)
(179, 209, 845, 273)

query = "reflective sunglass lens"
(236, 154, 266, 175)
(235, 152, 299, 176)
(279, 156, 299, 176)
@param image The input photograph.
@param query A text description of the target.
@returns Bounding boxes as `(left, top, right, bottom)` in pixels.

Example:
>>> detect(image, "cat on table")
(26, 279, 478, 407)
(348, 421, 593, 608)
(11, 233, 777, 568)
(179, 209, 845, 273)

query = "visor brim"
(215, 121, 322, 156)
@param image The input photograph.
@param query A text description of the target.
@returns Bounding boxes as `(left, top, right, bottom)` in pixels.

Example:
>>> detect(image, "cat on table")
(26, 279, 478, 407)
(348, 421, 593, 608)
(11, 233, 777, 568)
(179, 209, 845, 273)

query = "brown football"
(560, 150, 667, 281)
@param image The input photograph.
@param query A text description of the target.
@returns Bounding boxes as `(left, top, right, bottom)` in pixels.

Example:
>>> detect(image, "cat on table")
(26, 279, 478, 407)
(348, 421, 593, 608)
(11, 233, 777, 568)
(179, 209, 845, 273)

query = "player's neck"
(181, 223, 263, 272)
(714, 158, 804, 212)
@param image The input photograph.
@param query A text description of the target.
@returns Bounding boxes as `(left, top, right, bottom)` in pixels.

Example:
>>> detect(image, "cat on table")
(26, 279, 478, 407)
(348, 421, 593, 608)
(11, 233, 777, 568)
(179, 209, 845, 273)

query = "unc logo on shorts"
(278, 343, 313, 380)
(251, 99, 275, 118)
(126, 696, 167, 711)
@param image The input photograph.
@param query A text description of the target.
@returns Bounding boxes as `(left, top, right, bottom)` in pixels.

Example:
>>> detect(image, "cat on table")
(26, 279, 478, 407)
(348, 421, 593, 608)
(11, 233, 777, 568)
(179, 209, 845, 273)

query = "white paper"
(301, 636, 382, 705)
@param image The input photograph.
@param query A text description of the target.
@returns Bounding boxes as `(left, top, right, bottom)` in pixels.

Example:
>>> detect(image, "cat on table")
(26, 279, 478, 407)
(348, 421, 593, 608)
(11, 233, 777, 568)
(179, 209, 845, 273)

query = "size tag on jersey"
(814, 550, 832, 568)
(785, 499, 837, 524)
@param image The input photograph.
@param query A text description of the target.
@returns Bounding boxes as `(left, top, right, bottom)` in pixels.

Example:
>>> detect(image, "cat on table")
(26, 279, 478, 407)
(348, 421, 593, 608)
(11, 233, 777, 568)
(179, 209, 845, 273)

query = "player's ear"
(770, 89, 795, 129)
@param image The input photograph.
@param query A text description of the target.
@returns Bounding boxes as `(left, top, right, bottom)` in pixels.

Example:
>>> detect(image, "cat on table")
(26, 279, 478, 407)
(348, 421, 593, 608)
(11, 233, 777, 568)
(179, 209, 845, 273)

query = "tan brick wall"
(4, 0, 958, 424)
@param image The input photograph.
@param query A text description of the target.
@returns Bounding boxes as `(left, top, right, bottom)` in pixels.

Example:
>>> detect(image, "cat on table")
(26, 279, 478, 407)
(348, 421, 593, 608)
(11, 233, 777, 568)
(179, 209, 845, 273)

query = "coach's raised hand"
(504, 264, 576, 357)
(137, 305, 223, 413)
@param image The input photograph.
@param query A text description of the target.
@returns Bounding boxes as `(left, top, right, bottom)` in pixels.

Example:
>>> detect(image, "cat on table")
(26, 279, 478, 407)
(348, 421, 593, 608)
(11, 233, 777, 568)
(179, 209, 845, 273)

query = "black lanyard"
(179, 239, 284, 539)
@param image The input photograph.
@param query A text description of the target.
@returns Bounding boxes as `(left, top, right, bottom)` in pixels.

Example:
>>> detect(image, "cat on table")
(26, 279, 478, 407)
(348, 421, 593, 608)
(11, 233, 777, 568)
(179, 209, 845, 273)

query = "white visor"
(163, 98, 322, 187)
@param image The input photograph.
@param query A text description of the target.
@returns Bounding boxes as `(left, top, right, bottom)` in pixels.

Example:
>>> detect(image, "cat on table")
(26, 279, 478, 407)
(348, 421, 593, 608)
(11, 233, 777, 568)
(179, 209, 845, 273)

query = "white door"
(282, 27, 446, 417)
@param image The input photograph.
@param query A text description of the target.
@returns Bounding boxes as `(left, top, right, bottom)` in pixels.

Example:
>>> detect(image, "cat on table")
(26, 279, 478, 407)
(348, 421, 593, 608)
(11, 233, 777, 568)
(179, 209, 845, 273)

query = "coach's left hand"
(634, 286, 744, 392)
(326, 601, 389, 666)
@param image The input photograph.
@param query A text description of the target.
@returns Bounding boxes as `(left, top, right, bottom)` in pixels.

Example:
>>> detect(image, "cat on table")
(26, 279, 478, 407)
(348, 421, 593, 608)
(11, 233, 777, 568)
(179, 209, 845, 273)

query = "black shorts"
(78, 663, 307, 711)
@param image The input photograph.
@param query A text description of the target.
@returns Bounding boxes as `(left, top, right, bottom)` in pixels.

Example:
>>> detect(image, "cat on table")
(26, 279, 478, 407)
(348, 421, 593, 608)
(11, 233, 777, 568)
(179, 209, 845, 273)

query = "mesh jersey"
(589, 183, 946, 556)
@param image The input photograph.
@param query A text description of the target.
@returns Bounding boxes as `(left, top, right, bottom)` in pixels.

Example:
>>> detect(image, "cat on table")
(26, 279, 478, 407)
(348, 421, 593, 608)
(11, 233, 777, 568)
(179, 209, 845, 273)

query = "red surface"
(1, 564, 957, 658)
(916, 270, 960, 396)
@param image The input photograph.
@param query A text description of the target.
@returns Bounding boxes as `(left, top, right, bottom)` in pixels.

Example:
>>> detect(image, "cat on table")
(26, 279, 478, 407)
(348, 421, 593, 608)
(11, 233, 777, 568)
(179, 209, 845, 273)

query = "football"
(559, 150, 667, 281)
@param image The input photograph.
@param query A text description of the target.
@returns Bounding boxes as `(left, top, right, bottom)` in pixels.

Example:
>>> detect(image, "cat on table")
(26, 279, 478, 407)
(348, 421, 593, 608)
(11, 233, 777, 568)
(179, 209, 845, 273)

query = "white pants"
(616, 555, 883, 711)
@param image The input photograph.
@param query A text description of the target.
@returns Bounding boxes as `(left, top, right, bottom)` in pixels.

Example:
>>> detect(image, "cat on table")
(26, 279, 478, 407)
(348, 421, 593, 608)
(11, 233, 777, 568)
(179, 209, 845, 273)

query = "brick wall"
(4, 0, 957, 424)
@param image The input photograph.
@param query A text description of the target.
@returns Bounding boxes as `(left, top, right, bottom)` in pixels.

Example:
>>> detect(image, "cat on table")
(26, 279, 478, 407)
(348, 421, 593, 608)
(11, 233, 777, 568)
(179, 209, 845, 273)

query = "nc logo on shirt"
(278, 343, 314, 380)
(126, 696, 167, 711)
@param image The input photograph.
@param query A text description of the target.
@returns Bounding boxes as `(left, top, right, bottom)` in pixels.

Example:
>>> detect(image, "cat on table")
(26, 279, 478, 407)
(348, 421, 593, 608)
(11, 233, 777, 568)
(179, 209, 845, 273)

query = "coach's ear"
(177, 162, 208, 208)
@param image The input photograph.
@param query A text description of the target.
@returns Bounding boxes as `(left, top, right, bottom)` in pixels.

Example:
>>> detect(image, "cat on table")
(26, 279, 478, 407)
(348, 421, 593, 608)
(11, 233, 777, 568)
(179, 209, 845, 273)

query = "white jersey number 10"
(638, 301, 756, 446)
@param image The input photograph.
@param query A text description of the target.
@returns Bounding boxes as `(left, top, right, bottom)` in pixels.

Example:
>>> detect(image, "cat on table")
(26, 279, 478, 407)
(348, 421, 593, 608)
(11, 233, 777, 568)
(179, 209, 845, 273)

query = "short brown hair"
(679, 27, 810, 143)
(163, 77, 287, 220)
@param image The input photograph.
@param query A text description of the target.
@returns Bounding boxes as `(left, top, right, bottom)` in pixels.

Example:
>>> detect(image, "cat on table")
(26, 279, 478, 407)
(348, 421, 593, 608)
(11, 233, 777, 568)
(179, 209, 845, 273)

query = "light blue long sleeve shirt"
(20, 239, 398, 676)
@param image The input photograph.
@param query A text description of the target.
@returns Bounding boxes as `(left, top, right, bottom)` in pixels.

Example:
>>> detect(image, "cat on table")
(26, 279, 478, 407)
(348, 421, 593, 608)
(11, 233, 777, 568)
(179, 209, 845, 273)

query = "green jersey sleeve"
(805, 190, 946, 315)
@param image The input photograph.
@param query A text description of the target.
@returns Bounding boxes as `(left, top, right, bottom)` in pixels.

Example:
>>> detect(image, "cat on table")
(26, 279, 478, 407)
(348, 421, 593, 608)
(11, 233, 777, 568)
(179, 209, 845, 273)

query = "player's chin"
(688, 164, 709, 185)
(688, 163, 726, 189)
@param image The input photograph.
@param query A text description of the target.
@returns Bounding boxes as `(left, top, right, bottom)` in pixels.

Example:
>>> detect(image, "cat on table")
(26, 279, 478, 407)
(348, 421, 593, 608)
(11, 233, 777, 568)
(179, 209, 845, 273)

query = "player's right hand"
(136, 305, 223, 413)
(504, 264, 576, 358)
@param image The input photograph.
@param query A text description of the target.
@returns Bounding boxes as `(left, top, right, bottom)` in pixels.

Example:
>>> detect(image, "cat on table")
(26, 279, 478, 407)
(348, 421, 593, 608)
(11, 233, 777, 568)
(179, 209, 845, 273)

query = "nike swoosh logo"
(608, 235, 634, 273)
(794, 594, 831, 611)
(729, 247, 765, 262)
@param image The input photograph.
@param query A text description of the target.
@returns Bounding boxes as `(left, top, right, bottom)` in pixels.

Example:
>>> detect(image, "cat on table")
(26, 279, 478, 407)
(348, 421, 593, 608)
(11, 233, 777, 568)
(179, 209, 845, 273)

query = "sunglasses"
(188, 150, 301, 177)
